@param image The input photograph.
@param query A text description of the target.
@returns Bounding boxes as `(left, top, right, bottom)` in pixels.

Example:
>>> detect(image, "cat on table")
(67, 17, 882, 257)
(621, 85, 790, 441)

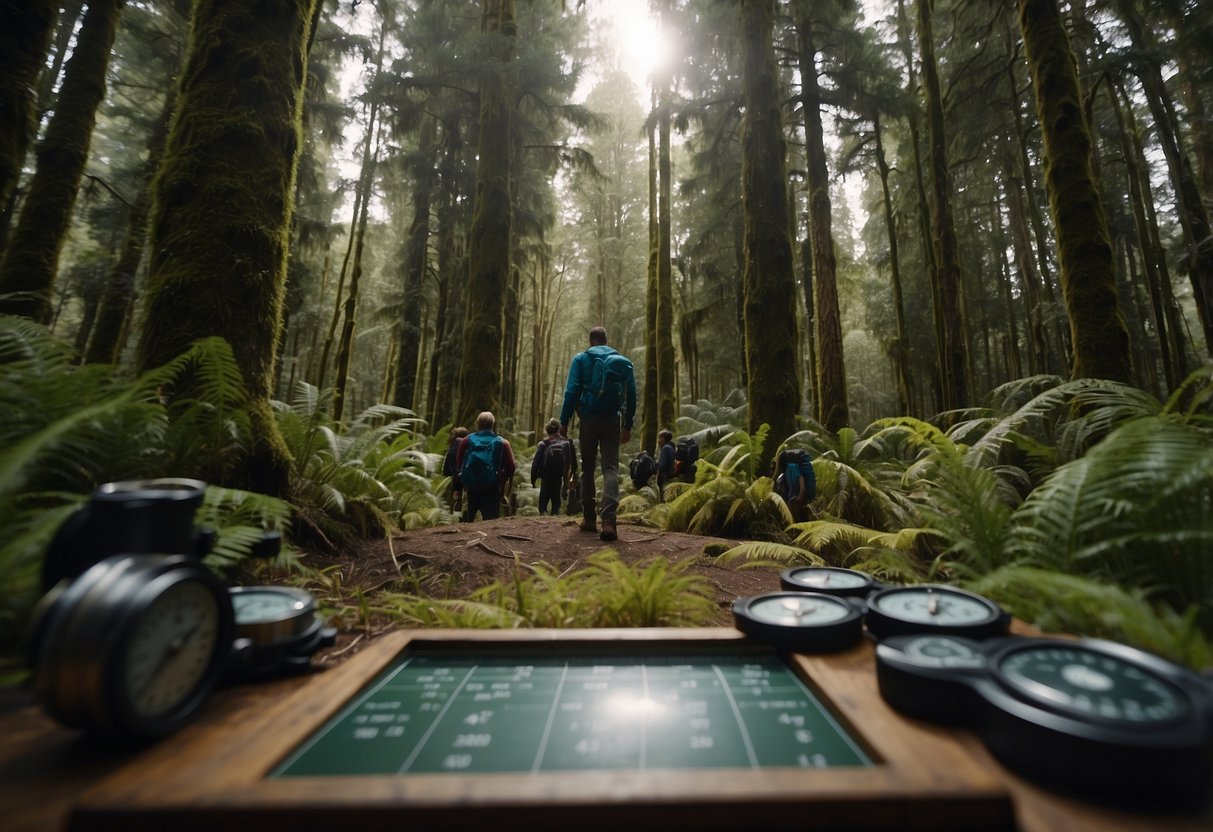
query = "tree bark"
(917, 0, 970, 411)
(394, 116, 437, 409)
(656, 9, 677, 434)
(797, 13, 848, 432)
(136, 0, 319, 495)
(457, 0, 515, 426)
(0, 0, 57, 229)
(873, 114, 912, 416)
(84, 82, 178, 364)
(0, 0, 124, 322)
(739, 0, 800, 464)
(642, 114, 659, 450)
(1018, 0, 1131, 381)
(1113, 0, 1213, 356)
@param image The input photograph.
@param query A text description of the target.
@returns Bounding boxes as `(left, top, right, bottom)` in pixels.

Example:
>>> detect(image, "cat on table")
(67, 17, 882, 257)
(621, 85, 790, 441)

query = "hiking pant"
(538, 480, 562, 515)
(466, 485, 502, 521)
(578, 412, 620, 522)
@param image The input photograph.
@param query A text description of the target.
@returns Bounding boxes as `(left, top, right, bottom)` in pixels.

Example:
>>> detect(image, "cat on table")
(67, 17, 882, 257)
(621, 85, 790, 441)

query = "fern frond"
(716, 541, 822, 566)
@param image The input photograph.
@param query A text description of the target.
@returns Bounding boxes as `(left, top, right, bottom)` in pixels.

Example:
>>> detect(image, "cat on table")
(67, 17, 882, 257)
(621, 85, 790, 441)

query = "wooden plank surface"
(0, 627, 1208, 831)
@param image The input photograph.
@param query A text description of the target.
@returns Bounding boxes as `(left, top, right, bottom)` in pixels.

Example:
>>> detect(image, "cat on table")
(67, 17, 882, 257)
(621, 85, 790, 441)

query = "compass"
(864, 584, 1009, 640)
(732, 591, 863, 652)
(228, 586, 336, 678)
(780, 566, 880, 598)
(29, 554, 234, 742)
(876, 634, 1213, 804)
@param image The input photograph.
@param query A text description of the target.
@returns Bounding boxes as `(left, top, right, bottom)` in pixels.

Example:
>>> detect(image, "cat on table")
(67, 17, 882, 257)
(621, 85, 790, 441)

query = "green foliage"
(969, 566, 1212, 669)
(273, 381, 443, 544)
(343, 551, 719, 630)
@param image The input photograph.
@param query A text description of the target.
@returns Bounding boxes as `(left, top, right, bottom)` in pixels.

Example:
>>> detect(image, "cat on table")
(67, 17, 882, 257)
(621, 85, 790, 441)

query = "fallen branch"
(499, 533, 533, 541)
(472, 540, 513, 559)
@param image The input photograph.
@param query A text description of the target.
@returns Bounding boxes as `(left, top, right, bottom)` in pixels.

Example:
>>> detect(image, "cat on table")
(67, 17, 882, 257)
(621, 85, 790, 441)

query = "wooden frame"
(69, 628, 1014, 831)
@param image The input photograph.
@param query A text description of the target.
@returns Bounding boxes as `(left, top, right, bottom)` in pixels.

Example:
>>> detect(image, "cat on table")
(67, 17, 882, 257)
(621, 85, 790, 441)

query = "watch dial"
(123, 581, 220, 719)
(902, 636, 986, 668)
(232, 589, 307, 624)
(872, 588, 995, 625)
(996, 644, 1189, 725)
(748, 594, 852, 626)
(786, 568, 870, 590)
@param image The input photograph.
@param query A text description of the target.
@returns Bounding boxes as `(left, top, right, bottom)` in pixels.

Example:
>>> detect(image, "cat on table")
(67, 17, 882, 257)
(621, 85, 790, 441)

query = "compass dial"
(732, 592, 863, 653)
(780, 566, 877, 598)
(902, 635, 987, 669)
(865, 585, 1008, 640)
(994, 644, 1189, 725)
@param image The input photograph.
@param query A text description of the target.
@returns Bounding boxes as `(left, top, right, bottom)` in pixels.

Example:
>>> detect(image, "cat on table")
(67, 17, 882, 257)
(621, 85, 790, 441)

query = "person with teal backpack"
(559, 326, 637, 541)
(455, 411, 516, 522)
(774, 448, 815, 521)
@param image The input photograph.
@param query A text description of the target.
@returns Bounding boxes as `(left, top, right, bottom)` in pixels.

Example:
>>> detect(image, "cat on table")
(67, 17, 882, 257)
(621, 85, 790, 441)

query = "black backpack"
(630, 451, 656, 490)
(674, 437, 699, 482)
(544, 438, 570, 484)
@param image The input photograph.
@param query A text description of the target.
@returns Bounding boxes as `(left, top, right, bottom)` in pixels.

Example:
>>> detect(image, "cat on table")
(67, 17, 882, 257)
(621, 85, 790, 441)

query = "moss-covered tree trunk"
(136, 0, 319, 496)
(393, 116, 436, 409)
(873, 113, 913, 417)
(739, 0, 800, 467)
(331, 128, 379, 424)
(656, 18, 677, 434)
(84, 82, 177, 365)
(457, 0, 514, 425)
(642, 117, 659, 451)
(917, 0, 970, 411)
(427, 122, 465, 431)
(0, 0, 123, 322)
(0, 0, 57, 228)
(1018, 0, 1131, 381)
(796, 13, 848, 432)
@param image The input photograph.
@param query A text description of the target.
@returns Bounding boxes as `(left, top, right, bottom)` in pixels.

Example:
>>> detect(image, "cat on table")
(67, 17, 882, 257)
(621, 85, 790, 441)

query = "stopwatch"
(228, 586, 336, 678)
(780, 566, 880, 598)
(876, 634, 1213, 805)
(864, 584, 1009, 640)
(29, 554, 235, 742)
(732, 591, 864, 652)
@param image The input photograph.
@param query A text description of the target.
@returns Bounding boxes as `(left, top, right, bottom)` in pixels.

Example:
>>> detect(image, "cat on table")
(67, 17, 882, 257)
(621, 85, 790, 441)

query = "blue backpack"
(461, 432, 502, 490)
(775, 448, 815, 502)
(581, 350, 632, 415)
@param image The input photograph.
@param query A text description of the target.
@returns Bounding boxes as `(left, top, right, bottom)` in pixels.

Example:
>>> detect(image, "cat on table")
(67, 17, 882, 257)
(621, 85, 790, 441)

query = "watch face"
(122, 580, 220, 719)
(994, 644, 1190, 726)
(870, 587, 997, 625)
(901, 635, 986, 669)
(746, 593, 854, 626)
(781, 567, 873, 594)
(231, 588, 311, 624)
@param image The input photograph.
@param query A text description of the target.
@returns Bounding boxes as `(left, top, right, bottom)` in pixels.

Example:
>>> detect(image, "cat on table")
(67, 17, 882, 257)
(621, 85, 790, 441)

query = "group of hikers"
(440, 325, 815, 542)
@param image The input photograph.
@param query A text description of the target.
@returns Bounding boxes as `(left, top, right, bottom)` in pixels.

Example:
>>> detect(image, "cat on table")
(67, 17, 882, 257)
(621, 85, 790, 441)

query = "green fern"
(969, 565, 1212, 669)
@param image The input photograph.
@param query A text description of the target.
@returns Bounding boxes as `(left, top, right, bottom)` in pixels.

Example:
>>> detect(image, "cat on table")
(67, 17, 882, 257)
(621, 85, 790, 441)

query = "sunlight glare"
(602, 0, 669, 83)
(605, 693, 666, 722)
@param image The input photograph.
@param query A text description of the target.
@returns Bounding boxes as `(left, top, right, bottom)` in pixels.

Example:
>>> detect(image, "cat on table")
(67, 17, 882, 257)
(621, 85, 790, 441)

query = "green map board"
(272, 648, 872, 776)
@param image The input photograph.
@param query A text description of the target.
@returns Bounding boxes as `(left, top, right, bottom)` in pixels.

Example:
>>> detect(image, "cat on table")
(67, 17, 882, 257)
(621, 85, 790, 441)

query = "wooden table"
(1, 628, 1208, 831)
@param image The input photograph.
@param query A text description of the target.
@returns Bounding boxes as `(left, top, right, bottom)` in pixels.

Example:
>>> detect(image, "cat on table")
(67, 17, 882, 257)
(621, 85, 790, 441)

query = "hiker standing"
(455, 411, 516, 522)
(559, 326, 637, 541)
(655, 429, 676, 498)
(532, 418, 578, 516)
(443, 425, 469, 514)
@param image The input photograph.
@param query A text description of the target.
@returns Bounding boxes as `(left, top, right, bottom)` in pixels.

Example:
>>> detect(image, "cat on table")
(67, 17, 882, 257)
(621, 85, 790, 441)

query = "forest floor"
(304, 515, 782, 668)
